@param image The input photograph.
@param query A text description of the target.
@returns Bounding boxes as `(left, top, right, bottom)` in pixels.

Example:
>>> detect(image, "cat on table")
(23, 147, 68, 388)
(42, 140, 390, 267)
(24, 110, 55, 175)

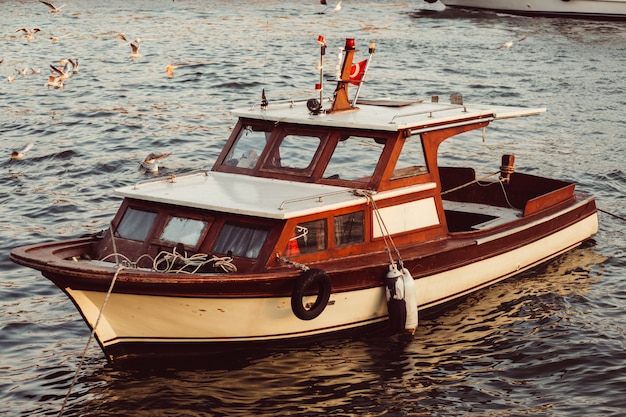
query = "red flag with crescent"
(349, 59, 367, 85)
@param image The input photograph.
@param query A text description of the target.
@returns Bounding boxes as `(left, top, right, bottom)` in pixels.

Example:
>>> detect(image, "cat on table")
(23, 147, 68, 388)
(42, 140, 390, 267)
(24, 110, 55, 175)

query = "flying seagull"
(116, 34, 142, 59)
(40, 1, 64, 13)
(16, 27, 41, 41)
(318, 0, 342, 14)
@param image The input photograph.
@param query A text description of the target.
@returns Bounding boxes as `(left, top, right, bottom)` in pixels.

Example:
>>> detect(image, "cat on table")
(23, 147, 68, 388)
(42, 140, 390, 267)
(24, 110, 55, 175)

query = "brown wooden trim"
(524, 183, 576, 216)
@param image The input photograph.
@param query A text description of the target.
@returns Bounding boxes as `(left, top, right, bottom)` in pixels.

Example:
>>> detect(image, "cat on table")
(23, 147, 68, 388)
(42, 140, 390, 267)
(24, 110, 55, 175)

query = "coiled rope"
(153, 247, 237, 273)
(101, 229, 236, 274)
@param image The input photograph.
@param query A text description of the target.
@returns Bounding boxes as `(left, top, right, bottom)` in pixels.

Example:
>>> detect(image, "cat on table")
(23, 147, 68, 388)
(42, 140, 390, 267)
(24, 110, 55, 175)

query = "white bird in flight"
(116, 34, 142, 59)
(141, 152, 171, 172)
(319, 0, 342, 14)
(40, 1, 64, 13)
(16, 27, 41, 42)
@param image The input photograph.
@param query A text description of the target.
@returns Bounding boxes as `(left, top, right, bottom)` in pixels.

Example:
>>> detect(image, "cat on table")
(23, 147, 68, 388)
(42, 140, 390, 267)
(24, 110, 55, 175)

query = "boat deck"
(443, 200, 522, 232)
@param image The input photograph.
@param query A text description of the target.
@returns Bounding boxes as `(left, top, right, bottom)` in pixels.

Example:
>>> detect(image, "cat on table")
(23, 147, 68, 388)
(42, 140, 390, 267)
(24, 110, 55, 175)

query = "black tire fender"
(291, 269, 331, 320)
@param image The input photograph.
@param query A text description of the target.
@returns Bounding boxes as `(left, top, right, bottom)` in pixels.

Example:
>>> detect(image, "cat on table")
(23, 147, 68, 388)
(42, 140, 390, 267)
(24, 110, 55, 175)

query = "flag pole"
(317, 35, 326, 106)
(352, 41, 375, 107)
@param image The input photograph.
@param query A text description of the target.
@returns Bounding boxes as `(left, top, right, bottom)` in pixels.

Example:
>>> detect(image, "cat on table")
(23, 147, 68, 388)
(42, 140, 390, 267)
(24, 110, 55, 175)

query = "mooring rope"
(497, 179, 516, 209)
(439, 173, 626, 223)
(598, 208, 626, 223)
(440, 171, 500, 196)
(58, 265, 126, 417)
(278, 256, 310, 271)
(354, 190, 403, 267)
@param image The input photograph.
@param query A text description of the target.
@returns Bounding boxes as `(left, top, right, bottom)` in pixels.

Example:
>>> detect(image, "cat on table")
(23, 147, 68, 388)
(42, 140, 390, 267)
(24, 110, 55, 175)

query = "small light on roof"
(345, 38, 355, 50)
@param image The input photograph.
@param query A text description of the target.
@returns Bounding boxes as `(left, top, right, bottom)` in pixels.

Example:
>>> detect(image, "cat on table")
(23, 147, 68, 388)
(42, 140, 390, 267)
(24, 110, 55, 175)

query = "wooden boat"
(437, 0, 626, 19)
(10, 37, 598, 362)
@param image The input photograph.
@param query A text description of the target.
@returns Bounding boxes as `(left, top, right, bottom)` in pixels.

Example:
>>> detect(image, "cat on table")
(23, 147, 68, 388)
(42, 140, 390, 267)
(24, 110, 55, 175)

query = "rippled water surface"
(2, 1, 625, 416)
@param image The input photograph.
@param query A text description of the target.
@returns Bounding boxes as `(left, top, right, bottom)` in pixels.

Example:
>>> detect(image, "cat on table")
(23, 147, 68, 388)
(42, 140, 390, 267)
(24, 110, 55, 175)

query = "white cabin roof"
(232, 98, 546, 131)
(116, 171, 437, 220)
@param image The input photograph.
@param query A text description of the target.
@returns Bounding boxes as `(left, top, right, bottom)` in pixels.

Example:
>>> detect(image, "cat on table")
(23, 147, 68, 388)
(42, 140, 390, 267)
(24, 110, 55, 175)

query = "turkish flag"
(349, 59, 367, 85)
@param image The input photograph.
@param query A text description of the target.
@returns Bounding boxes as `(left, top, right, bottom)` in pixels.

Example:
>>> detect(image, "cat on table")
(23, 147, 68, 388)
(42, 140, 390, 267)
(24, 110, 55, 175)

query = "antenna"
(261, 20, 269, 109)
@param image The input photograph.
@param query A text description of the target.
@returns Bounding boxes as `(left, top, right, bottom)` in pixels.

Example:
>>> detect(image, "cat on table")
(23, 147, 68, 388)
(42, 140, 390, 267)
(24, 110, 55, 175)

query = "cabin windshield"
(224, 125, 271, 169)
(391, 134, 429, 179)
(323, 135, 386, 182)
(263, 131, 324, 176)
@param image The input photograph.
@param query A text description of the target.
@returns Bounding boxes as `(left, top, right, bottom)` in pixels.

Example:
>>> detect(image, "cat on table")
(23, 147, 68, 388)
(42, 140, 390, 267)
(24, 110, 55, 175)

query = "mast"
(329, 38, 357, 113)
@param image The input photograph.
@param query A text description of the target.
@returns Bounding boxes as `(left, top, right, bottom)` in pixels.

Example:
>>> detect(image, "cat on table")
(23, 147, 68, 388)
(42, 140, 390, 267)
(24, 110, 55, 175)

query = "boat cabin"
(96, 95, 577, 277)
(95, 39, 575, 276)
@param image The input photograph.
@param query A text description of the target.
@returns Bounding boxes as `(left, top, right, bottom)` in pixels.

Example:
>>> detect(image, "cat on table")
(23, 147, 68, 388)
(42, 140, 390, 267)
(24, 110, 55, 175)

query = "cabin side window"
(391, 135, 429, 179)
(334, 211, 365, 247)
(213, 223, 269, 259)
(286, 219, 327, 256)
(115, 207, 157, 241)
(224, 125, 270, 169)
(323, 136, 386, 182)
(160, 216, 209, 248)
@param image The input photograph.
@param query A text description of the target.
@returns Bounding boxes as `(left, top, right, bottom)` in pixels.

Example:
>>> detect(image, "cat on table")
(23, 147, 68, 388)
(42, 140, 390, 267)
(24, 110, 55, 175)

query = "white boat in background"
(438, 0, 626, 19)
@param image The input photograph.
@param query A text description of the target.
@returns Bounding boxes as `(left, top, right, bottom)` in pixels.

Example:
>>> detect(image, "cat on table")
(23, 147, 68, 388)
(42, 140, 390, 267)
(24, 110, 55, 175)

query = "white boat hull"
(66, 213, 598, 360)
(440, 0, 626, 19)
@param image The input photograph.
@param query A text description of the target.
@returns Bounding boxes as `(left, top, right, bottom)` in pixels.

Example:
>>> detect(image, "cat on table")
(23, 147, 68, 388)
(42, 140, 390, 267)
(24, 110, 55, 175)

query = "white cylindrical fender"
(401, 268, 418, 334)
(385, 263, 404, 301)
(385, 263, 406, 332)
